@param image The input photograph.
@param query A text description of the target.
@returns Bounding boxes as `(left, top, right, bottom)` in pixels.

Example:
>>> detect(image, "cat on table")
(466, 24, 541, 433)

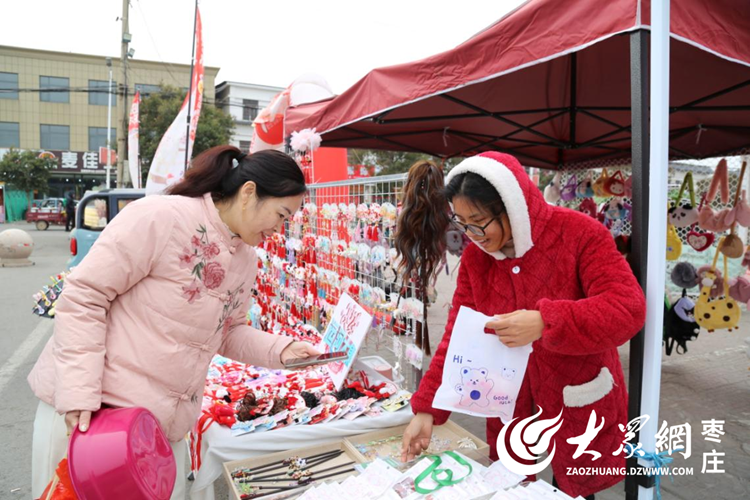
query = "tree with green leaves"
(0, 148, 55, 209)
(138, 84, 235, 182)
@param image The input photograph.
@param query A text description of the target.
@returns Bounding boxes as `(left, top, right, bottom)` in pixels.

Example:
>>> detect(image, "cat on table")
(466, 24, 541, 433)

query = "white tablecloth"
(189, 406, 414, 500)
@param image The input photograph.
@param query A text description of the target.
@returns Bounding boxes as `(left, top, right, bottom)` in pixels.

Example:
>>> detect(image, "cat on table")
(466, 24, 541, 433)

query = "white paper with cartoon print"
(322, 293, 373, 390)
(433, 306, 532, 423)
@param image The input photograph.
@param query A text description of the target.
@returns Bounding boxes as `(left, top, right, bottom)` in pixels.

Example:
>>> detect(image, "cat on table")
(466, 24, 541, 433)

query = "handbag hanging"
(706, 158, 730, 204)
(666, 223, 682, 261)
(578, 197, 598, 218)
(623, 174, 633, 198)
(734, 189, 750, 227)
(695, 237, 742, 332)
(592, 168, 610, 197)
(668, 172, 699, 228)
(576, 170, 595, 198)
(719, 160, 747, 259)
(560, 174, 578, 201)
(603, 197, 629, 222)
(544, 172, 563, 204)
(604, 170, 627, 196)
(663, 289, 699, 356)
(686, 194, 715, 252)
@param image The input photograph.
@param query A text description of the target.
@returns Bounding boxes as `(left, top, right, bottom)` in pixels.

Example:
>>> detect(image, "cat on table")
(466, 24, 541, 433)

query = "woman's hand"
(485, 310, 544, 348)
(401, 413, 434, 462)
(280, 341, 321, 366)
(65, 410, 92, 435)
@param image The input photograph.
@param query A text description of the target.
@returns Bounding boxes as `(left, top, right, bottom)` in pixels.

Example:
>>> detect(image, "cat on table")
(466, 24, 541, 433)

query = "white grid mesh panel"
(257, 173, 426, 391)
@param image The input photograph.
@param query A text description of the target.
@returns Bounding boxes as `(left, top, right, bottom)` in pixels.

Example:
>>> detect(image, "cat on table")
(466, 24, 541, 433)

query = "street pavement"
(0, 223, 70, 497)
(0, 226, 748, 499)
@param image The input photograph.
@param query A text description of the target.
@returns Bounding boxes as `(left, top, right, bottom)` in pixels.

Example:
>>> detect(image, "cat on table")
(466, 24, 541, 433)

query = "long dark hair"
(394, 160, 452, 356)
(444, 172, 506, 217)
(394, 160, 451, 282)
(167, 146, 306, 201)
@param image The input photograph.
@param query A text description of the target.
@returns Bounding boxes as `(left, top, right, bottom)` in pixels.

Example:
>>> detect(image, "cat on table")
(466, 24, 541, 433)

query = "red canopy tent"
(286, 0, 750, 169)
(285, 2, 749, 498)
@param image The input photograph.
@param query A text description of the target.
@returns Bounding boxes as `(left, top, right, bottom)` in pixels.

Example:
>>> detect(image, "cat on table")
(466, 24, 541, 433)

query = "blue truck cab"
(67, 189, 146, 269)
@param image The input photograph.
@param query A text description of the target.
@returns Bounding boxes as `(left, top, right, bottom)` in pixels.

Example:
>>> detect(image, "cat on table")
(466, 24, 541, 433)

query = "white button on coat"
(512, 266, 521, 274)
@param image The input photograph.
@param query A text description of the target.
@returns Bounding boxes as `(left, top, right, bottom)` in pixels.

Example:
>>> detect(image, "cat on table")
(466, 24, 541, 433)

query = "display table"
(189, 405, 414, 500)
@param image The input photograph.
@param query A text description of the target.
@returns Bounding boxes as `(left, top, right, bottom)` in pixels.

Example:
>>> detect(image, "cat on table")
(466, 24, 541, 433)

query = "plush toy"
(578, 198, 598, 218)
(706, 158, 730, 204)
(544, 172, 562, 204)
(604, 170, 627, 196)
(720, 233, 745, 258)
(576, 171, 595, 198)
(446, 228, 469, 257)
(592, 168, 610, 197)
(560, 174, 578, 201)
(695, 240, 742, 333)
(668, 172, 699, 228)
(729, 275, 750, 304)
(663, 291, 699, 355)
(666, 223, 682, 261)
(671, 262, 698, 289)
(686, 223, 714, 252)
(697, 264, 725, 298)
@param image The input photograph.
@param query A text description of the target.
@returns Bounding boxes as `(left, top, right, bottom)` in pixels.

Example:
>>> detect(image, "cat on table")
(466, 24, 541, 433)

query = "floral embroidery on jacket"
(180, 225, 226, 303)
(217, 284, 245, 334)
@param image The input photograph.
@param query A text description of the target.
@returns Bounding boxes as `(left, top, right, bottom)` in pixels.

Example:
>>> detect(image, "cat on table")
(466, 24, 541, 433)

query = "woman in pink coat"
(28, 146, 319, 498)
(400, 152, 646, 499)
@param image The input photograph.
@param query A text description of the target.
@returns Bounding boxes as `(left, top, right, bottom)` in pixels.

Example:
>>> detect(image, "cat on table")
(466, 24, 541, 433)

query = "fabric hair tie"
(231, 153, 247, 170)
(223, 153, 247, 192)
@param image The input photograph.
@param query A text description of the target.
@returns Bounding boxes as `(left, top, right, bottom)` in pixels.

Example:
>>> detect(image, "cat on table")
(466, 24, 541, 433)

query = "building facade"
(215, 81, 284, 153)
(0, 45, 219, 197)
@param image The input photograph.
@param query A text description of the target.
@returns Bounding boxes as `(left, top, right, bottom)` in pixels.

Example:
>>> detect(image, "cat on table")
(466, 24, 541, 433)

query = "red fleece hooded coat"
(410, 152, 646, 498)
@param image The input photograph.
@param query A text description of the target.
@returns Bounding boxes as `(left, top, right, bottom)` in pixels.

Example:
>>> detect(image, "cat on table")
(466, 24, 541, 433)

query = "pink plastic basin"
(68, 407, 176, 500)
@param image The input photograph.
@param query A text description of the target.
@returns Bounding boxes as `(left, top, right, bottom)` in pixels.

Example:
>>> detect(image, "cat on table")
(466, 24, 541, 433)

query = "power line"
(0, 86, 263, 112)
(134, 0, 184, 88)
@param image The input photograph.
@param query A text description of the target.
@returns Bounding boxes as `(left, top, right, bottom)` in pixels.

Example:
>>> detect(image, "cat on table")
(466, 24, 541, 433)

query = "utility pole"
(106, 57, 113, 189)
(117, 0, 130, 188)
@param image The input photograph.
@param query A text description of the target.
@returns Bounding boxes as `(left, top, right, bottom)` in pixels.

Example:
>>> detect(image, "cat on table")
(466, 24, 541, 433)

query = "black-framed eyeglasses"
(451, 215, 498, 237)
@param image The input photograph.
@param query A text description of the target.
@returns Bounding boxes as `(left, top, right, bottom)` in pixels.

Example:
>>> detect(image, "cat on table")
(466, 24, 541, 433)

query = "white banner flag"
(146, 8, 204, 195)
(128, 91, 141, 188)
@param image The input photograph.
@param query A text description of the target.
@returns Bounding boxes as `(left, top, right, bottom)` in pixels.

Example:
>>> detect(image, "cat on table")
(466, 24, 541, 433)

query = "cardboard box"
(223, 441, 362, 500)
(344, 419, 489, 464)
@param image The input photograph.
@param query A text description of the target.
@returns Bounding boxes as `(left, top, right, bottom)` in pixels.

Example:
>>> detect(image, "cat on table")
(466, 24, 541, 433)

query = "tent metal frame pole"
(570, 52, 578, 147)
(637, 0, 671, 495)
(625, 28, 653, 500)
(671, 78, 750, 110)
(376, 107, 570, 125)
(439, 94, 569, 148)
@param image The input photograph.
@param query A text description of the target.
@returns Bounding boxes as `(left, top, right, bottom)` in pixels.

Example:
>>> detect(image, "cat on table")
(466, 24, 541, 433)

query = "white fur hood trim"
(446, 156, 533, 260)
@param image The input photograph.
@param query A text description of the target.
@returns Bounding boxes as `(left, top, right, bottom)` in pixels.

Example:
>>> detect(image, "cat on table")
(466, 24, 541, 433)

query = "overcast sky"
(2, 0, 526, 93)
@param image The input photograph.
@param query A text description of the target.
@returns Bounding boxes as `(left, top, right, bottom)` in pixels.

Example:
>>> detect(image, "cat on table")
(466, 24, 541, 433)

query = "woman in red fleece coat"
(401, 152, 646, 499)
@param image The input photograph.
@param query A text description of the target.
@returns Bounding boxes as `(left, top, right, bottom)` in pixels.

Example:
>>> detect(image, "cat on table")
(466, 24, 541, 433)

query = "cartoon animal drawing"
(455, 367, 494, 408)
(502, 367, 516, 381)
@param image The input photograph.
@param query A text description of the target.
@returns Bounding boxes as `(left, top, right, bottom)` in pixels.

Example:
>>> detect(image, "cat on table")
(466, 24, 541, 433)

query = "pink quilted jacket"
(28, 194, 293, 441)
(410, 152, 646, 498)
